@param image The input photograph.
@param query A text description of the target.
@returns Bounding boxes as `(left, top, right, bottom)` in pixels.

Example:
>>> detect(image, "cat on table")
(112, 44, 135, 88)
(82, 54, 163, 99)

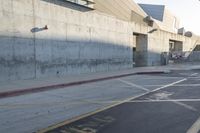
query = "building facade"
(0, 0, 199, 82)
(139, 4, 180, 33)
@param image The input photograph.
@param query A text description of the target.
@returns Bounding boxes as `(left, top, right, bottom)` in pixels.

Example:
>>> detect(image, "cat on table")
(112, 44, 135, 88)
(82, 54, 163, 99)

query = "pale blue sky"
(134, 0, 200, 35)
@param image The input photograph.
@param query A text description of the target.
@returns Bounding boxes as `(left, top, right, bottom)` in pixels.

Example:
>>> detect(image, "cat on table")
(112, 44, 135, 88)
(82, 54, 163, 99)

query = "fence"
(164, 51, 200, 63)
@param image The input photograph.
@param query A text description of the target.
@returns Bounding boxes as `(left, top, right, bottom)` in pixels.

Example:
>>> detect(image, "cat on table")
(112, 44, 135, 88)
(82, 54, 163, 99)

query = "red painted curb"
(0, 71, 166, 99)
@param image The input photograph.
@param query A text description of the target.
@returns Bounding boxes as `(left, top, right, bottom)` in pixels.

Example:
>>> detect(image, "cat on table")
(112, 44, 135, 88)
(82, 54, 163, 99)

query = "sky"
(134, 0, 200, 35)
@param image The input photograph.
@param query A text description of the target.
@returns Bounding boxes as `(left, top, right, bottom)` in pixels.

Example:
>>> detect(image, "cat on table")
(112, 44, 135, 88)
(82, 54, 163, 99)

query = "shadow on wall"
(0, 35, 135, 82)
(41, 0, 94, 12)
(134, 51, 165, 67)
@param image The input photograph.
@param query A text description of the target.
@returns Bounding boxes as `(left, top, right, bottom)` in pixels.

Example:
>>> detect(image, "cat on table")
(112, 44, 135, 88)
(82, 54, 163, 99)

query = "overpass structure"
(0, 0, 199, 82)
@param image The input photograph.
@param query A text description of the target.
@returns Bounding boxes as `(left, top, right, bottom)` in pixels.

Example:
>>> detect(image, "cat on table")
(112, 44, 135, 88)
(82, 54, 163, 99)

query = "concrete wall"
(94, 0, 147, 23)
(0, 0, 133, 81)
(0, 0, 199, 82)
(162, 8, 180, 33)
(147, 30, 198, 66)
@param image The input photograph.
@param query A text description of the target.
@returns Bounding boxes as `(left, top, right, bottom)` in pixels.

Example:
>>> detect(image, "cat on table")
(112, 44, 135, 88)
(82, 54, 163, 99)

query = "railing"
(167, 51, 200, 63)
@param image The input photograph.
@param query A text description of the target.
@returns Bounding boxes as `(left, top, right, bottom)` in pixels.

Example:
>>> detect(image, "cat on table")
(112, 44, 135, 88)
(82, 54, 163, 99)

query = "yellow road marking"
(37, 78, 187, 133)
(187, 116, 200, 133)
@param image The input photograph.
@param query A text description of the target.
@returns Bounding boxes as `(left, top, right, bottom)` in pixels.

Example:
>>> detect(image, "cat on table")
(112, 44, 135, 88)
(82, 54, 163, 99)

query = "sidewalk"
(1, 63, 200, 99)
(0, 66, 172, 99)
(167, 62, 200, 70)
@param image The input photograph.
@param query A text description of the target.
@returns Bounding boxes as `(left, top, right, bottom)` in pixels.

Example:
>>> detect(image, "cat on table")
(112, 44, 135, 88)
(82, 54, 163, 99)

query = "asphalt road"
(41, 70, 200, 133)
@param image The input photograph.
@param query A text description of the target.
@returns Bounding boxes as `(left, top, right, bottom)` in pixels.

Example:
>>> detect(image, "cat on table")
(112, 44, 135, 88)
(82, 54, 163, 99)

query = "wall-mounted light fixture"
(148, 28, 158, 34)
(31, 25, 48, 33)
(44, 25, 48, 30)
(144, 16, 154, 27)
(185, 31, 193, 37)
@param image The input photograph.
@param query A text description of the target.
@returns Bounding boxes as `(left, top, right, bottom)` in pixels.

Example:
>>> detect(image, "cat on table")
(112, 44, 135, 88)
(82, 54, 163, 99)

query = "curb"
(0, 71, 168, 99)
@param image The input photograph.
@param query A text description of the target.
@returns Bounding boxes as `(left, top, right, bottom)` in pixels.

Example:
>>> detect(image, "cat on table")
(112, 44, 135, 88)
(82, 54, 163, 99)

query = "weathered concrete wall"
(147, 30, 198, 66)
(0, 0, 133, 81)
(94, 0, 147, 23)
(0, 0, 199, 82)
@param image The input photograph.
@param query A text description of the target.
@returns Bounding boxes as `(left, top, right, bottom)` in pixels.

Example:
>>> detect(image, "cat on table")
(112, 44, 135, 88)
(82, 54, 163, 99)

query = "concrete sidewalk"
(0, 66, 172, 99)
(167, 62, 200, 70)
(1, 63, 200, 99)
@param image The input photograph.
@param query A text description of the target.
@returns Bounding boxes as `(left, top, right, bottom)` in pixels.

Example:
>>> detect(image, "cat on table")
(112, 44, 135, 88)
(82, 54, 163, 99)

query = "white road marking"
(38, 77, 190, 133)
(149, 78, 187, 93)
(130, 99, 200, 102)
(37, 73, 199, 133)
(151, 92, 173, 100)
(146, 96, 197, 112)
(126, 75, 186, 79)
(189, 76, 200, 79)
(187, 117, 200, 133)
(143, 84, 200, 87)
(2, 98, 200, 108)
(1, 78, 187, 109)
(186, 73, 200, 133)
(141, 77, 197, 112)
(72, 99, 200, 105)
(172, 101, 197, 112)
(117, 78, 149, 92)
(105, 72, 196, 113)
(190, 73, 199, 76)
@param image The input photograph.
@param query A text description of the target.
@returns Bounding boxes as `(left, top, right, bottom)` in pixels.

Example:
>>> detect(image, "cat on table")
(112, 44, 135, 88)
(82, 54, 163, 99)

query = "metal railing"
(166, 51, 200, 63)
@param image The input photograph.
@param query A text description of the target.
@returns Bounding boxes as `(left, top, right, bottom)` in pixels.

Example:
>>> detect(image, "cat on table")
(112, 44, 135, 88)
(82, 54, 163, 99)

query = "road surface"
(39, 70, 200, 133)
(1, 69, 200, 133)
